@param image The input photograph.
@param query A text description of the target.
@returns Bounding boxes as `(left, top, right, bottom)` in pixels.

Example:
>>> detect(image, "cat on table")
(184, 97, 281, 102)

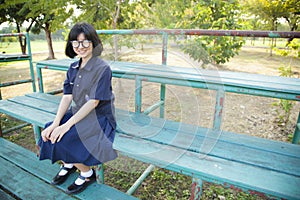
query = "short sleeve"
(90, 66, 113, 101)
(63, 70, 73, 94)
(63, 62, 78, 95)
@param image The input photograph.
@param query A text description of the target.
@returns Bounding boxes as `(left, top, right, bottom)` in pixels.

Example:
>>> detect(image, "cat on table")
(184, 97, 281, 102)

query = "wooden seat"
(0, 137, 138, 200)
(0, 54, 30, 62)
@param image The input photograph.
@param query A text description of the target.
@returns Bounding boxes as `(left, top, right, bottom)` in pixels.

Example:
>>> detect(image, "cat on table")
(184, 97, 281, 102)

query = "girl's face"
(72, 33, 93, 60)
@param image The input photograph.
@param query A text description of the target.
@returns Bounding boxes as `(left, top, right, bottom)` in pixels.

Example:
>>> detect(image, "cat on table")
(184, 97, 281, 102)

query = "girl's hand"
(41, 123, 58, 142)
(49, 123, 71, 144)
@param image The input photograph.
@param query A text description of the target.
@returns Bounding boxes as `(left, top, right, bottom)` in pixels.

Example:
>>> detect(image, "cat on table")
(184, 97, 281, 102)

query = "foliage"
(139, 0, 189, 29)
(279, 0, 300, 32)
(0, 0, 34, 54)
(24, 0, 74, 59)
(243, 0, 300, 32)
(272, 39, 299, 129)
(178, 0, 245, 65)
(26, 1, 73, 34)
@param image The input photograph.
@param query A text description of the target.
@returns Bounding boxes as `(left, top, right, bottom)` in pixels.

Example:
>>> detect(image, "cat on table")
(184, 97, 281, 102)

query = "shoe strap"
(61, 166, 73, 171)
(78, 174, 86, 181)
(78, 170, 94, 181)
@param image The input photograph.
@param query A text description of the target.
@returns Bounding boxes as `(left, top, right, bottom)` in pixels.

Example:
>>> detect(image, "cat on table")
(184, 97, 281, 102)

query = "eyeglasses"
(70, 40, 91, 48)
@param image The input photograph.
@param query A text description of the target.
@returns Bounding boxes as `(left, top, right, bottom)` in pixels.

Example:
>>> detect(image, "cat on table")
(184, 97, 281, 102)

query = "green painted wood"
(0, 188, 15, 200)
(1, 93, 299, 199)
(26, 92, 62, 103)
(9, 95, 59, 114)
(116, 111, 300, 177)
(0, 100, 55, 127)
(116, 110, 300, 157)
(0, 138, 139, 200)
(35, 59, 300, 99)
(2, 94, 299, 177)
(114, 134, 300, 200)
(0, 157, 76, 200)
(0, 54, 30, 62)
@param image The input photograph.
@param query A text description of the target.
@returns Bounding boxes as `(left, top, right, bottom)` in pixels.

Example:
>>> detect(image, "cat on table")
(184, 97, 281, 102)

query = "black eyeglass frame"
(70, 40, 91, 48)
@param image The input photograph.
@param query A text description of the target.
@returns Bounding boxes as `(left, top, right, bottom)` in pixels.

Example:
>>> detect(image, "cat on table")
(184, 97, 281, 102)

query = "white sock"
(75, 169, 93, 185)
(58, 163, 74, 176)
(64, 163, 74, 169)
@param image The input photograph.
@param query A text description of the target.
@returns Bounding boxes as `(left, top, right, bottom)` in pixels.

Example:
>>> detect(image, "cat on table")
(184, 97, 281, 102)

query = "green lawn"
(0, 40, 65, 54)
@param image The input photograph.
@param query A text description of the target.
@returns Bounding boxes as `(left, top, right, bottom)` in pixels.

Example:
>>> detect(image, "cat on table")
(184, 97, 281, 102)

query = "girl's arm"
(41, 94, 73, 142)
(49, 99, 100, 143)
(52, 94, 73, 126)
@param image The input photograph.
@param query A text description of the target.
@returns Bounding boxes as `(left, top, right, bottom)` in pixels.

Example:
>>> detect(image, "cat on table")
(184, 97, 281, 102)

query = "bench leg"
(0, 121, 2, 137)
(213, 89, 225, 131)
(96, 164, 104, 184)
(292, 112, 300, 144)
(33, 125, 42, 156)
(190, 177, 202, 200)
(33, 125, 41, 144)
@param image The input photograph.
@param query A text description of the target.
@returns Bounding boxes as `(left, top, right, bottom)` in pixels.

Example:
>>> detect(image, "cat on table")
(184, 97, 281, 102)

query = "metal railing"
(0, 32, 36, 99)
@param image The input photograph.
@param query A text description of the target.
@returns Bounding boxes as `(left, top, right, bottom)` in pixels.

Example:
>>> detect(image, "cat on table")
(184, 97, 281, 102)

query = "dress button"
(78, 75, 82, 78)
(76, 84, 79, 87)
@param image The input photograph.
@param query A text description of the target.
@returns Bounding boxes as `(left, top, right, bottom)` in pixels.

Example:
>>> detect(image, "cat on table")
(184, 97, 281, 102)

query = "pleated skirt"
(38, 110, 118, 166)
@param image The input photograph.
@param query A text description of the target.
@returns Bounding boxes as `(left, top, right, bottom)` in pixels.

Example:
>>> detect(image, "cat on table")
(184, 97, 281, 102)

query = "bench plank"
(0, 157, 76, 200)
(0, 54, 30, 62)
(0, 100, 55, 127)
(25, 92, 62, 103)
(114, 134, 300, 200)
(9, 95, 59, 114)
(0, 138, 138, 200)
(117, 110, 300, 158)
(0, 188, 16, 200)
(36, 59, 300, 100)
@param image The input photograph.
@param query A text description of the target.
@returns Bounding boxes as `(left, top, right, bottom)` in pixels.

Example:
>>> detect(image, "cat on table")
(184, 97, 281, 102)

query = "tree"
(282, 0, 300, 31)
(243, 0, 299, 50)
(141, 0, 189, 29)
(243, 0, 287, 31)
(178, 0, 244, 65)
(74, 0, 138, 60)
(24, 0, 74, 59)
(281, 0, 300, 43)
(0, 0, 35, 54)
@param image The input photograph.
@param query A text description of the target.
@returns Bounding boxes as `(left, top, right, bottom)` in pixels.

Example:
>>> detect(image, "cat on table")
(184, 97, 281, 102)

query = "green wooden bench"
(1, 58, 300, 199)
(0, 92, 299, 199)
(0, 136, 138, 200)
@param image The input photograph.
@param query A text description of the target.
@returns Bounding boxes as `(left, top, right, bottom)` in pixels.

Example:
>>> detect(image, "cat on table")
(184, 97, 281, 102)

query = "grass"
(1, 39, 299, 199)
(0, 40, 65, 54)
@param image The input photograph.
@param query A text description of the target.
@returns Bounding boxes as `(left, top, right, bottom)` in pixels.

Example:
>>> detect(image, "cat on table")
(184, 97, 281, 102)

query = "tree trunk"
(112, 0, 121, 61)
(44, 23, 55, 60)
(16, 22, 26, 54)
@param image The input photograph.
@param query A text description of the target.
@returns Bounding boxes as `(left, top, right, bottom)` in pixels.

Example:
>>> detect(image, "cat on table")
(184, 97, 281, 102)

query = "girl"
(38, 22, 117, 194)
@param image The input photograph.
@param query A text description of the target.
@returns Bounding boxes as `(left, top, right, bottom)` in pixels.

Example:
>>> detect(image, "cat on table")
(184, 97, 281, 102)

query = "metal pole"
(126, 164, 155, 195)
(26, 32, 36, 92)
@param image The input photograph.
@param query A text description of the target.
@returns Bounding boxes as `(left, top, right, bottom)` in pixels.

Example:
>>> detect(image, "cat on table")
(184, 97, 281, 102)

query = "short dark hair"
(65, 22, 103, 58)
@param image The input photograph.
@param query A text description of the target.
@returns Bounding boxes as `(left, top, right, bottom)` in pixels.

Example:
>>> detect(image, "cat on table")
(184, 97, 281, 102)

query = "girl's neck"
(80, 55, 92, 69)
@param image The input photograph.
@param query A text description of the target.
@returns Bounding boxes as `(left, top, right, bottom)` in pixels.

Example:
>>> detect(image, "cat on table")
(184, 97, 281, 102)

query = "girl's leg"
(74, 163, 90, 173)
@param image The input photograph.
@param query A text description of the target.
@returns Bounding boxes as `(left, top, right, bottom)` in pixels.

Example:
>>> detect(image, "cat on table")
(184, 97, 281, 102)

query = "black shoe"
(51, 166, 77, 185)
(66, 169, 96, 195)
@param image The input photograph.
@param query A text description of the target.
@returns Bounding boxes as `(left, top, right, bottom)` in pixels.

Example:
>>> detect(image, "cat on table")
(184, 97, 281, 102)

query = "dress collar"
(71, 56, 97, 71)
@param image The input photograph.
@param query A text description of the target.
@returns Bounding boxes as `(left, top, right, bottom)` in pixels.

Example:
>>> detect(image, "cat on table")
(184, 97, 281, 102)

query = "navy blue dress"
(38, 56, 118, 166)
